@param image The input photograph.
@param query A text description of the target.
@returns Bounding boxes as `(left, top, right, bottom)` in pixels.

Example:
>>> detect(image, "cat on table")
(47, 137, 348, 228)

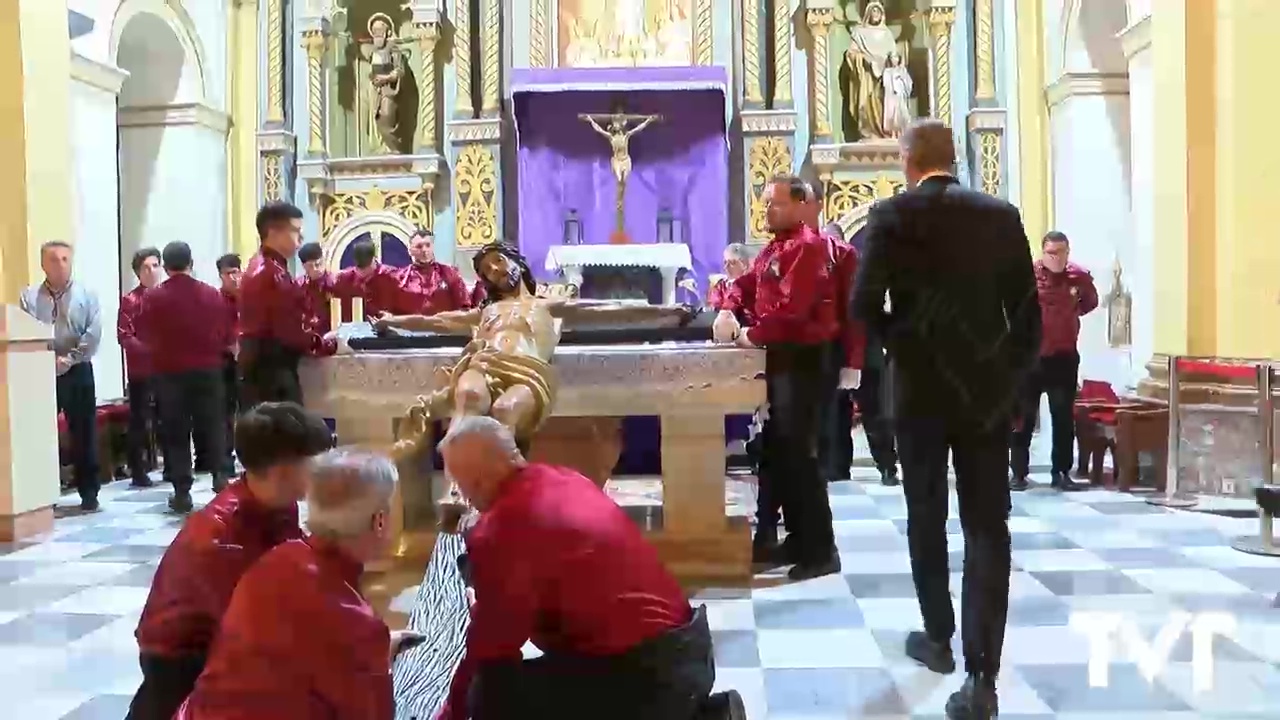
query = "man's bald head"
(900, 118, 956, 187)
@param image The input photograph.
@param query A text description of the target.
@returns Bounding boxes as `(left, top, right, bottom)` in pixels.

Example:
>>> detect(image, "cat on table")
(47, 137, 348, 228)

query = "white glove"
(838, 368, 862, 390)
(712, 310, 740, 344)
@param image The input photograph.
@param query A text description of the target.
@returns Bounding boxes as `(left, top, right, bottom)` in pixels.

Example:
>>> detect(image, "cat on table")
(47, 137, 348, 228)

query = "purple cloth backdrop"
(511, 67, 729, 293)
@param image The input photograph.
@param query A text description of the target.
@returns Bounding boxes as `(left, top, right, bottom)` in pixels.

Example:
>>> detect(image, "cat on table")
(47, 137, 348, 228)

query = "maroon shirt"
(135, 480, 302, 657)
(827, 236, 866, 370)
(138, 274, 234, 375)
(175, 536, 392, 720)
(117, 285, 151, 380)
(441, 463, 691, 720)
(296, 274, 333, 335)
(1035, 260, 1098, 357)
(220, 288, 239, 355)
(331, 263, 401, 320)
(469, 281, 487, 307)
(395, 261, 470, 315)
(240, 247, 336, 356)
(722, 224, 840, 346)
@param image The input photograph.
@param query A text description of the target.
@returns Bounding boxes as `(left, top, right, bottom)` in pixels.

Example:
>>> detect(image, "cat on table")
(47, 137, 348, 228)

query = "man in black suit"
(850, 119, 1041, 720)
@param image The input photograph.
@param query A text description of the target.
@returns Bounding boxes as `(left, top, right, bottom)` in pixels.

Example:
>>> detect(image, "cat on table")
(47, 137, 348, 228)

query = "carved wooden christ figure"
(360, 13, 406, 153)
(579, 107, 661, 235)
(376, 242, 691, 527)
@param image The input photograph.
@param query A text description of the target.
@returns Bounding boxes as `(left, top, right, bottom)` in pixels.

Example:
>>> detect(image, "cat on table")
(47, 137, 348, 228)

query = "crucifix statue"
(579, 104, 662, 239)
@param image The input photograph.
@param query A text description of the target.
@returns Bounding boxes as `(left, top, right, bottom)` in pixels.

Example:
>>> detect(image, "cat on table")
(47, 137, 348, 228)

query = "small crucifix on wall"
(1104, 257, 1132, 348)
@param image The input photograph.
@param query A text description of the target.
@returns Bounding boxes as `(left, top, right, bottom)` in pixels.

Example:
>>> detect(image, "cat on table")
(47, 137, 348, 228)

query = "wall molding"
(1118, 15, 1152, 61)
(70, 53, 130, 96)
(118, 103, 232, 134)
(1044, 72, 1130, 109)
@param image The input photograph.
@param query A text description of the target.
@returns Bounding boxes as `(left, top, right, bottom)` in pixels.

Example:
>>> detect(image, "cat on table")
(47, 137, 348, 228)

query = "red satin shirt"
(138, 274, 234, 375)
(469, 281, 487, 307)
(220, 288, 239, 354)
(441, 463, 691, 720)
(117, 285, 151, 380)
(395, 261, 470, 315)
(135, 480, 301, 658)
(1035, 260, 1099, 357)
(827, 236, 866, 370)
(331, 263, 402, 321)
(296, 274, 333, 335)
(175, 536, 393, 720)
(240, 248, 336, 356)
(722, 224, 839, 347)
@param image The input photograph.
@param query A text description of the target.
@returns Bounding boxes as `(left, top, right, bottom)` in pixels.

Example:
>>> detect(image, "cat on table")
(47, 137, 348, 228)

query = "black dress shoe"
(752, 529, 784, 569)
(129, 475, 155, 489)
(697, 690, 747, 720)
(1050, 471, 1085, 492)
(168, 492, 194, 514)
(880, 466, 900, 486)
(1009, 475, 1030, 492)
(787, 551, 841, 581)
(945, 674, 998, 719)
(79, 496, 101, 513)
(905, 630, 956, 674)
(211, 475, 229, 493)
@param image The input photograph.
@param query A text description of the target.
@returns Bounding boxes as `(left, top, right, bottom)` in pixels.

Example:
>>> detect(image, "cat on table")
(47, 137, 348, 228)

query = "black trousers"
(126, 377, 158, 483)
(126, 653, 206, 720)
(857, 356, 899, 472)
(470, 606, 715, 720)
(898, 415, 1011, 678)
(1010, 351, 1079, 476)
(756, 343, 837, 563)
(57, 361, 99, 502)
(819, 389, 855, 480)
(156, 367, 228, 494)
(238, 342, 302, 410)
(194, 354, 238, 474)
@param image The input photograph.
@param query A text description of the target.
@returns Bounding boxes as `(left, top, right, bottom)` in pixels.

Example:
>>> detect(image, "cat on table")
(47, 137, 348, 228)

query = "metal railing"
(1147, 355, 1275, 508)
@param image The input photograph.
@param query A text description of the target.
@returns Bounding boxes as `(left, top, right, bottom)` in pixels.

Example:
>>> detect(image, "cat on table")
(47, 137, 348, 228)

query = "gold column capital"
(928, 6, 956, 31)
(806, 8, 833, 31)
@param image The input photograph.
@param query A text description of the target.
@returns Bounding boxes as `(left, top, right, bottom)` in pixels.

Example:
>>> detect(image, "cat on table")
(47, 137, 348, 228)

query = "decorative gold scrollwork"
(978, 131, 1002, 196)
(747, 137, 793, 240)
(455, 144, 498, 247)
(261, 154, 284, 202)
(824, 175, 904, 221)
(320, 187, 432, 238)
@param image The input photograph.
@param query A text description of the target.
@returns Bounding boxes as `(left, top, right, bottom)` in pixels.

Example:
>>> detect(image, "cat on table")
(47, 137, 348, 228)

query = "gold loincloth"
(444, 340, 557, 441)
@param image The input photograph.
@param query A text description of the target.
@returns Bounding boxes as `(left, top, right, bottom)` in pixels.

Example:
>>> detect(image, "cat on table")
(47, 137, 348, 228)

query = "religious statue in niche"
(360, 13, 407, 153)
(559, 0, 693, 68)
(1104, 258, 1132, 348)
(579, 105, 662, 241)
(835, 0, 927, 143)
(377, 242, 692, 529)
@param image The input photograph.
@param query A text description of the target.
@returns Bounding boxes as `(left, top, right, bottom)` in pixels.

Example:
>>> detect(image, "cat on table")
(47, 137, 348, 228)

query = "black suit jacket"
(850, 175, 1041, 428)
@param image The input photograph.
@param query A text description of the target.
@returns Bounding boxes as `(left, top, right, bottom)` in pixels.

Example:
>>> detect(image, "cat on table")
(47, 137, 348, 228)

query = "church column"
(741, 0, 765, 106)
(769, 0, 792, 107)
(299, 19, 331, 158)
(228, 0, 261, 257)
(479, 0, 501, 117)
(805, 5, 834, 143)
(448, 0, 501, 267)
(927, 1, 956, 129)
(692, 0, 713, 66)
(412, 19, 440, 154)
(965, 0, 1006, 197)
(1120, 10, 1155, 386)
(529, 0, 551, 68)
(1013, 0, 1051, 244)
(257, 0, 298, 215)
(0, 0, 69, 539)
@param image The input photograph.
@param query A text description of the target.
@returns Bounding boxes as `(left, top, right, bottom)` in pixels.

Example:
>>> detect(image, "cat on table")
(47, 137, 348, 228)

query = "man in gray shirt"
(21, 240, 103, 511)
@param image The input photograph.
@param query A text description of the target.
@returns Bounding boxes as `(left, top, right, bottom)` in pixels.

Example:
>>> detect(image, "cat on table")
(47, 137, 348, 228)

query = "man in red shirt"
(118, 247, 163, 488)
(396, 227, 470, 314)
(437, 416, 744, 720)
(239, 202, 338, 408)
(1009, 231, 1098, 492)
(138, 242, 235, 511)
(176, 449, 422, 720)
(296, 241, 332, 334)
(195, 254, 242, 478)
(128, 402, 333, 720)
(331, 237, 402, 320)
(713, 174, 842, 581)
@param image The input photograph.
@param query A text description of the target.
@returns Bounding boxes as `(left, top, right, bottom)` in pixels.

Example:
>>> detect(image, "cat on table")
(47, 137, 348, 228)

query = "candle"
(329, 298, 341, 332)
(353, 297, 365, 323)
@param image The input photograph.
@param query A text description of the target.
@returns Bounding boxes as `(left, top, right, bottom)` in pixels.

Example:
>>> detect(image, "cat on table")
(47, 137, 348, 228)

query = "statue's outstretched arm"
(625, 116, 659, 138)
(547, 299, 694, 327)
(375, 308, 480, 335)
(578, 116, 609, 138)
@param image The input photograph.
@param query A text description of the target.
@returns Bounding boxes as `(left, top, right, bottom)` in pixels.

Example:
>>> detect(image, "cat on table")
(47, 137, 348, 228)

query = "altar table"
(545, 243, 693, 304)
(300, 342, 764, 580)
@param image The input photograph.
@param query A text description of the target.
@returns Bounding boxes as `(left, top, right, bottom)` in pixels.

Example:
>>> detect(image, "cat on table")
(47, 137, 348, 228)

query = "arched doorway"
(113, 1, 226, 286)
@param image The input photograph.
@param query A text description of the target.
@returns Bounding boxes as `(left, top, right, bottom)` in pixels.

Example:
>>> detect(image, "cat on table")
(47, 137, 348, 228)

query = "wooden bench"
(391, 533, 470, 720)
(1074, 380, 1168, 491)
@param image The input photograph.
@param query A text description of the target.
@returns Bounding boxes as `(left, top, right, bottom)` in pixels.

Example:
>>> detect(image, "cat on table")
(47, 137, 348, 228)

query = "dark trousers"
(756, 343, 837, 563)
(194, 354, 238, 474)
(857, 358, 899, 471)
(470, 606, 715, 720)
(156, 367, 227, 494)
(819, 389, 855, 480)
(126, 377, 158, 483)
(126, 653, 206, 720)
(57, 361, 99, 502)
(1010, 351, 1079, 476)
(238, 343, 302, 409)
(898, 415, 1011, 678)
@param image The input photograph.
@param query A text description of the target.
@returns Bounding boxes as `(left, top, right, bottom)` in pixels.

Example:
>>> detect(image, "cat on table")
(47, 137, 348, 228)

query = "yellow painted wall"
(0, 2, 31, 303)
(1014, 0, 1051, 250)
(227, 0, 260, 259)
(1211, 0, 1280, 359)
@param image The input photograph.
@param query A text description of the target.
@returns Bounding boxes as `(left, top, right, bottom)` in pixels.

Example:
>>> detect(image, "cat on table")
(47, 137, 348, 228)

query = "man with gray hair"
(175, 449, 423, 720)
(436, 415, 744, 720)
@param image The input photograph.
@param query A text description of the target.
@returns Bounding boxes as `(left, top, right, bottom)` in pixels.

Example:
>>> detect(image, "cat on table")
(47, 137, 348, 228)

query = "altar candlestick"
(329, 298, 342, 332)
(353, 297, 365, 322)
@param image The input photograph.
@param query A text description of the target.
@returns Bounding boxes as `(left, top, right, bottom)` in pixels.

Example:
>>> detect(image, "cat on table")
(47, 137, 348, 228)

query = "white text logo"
(1069, 611, 1235, 692)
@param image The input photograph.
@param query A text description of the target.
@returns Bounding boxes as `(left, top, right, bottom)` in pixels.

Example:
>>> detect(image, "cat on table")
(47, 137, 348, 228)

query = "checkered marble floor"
(4, 463, 1280, 719)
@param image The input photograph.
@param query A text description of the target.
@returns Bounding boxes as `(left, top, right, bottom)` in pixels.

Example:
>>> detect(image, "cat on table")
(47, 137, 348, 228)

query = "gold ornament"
(928, 8, 955, 128)
(320, 188, 432, 238)
(747, 137, 793, 240)
(455, 144, 498, 247)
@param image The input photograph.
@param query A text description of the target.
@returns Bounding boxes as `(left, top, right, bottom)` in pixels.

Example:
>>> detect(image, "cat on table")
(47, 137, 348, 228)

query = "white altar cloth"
(545, 244, 693, 304)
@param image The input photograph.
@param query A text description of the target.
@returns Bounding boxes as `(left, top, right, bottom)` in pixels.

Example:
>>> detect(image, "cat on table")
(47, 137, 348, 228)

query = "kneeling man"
(438, 415, 745, 720)
(129, 402, 334, 720)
